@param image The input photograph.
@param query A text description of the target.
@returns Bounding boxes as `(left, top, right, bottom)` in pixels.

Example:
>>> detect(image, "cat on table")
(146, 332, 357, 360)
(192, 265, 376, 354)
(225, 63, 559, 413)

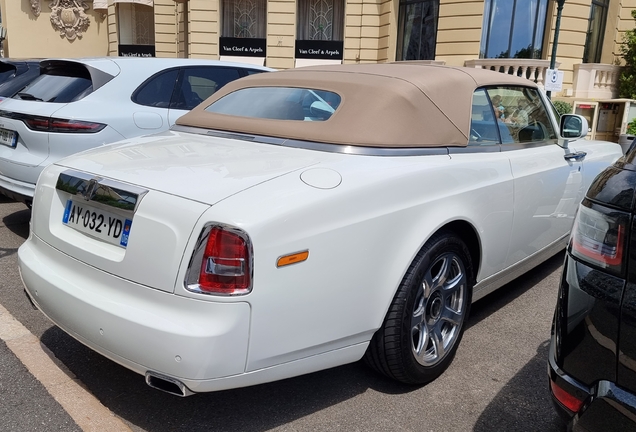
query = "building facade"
(2, 0, 636, 137)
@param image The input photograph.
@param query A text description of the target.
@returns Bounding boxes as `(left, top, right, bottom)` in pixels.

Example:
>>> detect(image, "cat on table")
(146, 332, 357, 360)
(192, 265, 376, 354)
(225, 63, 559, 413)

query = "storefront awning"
(93, 0, 154, 10)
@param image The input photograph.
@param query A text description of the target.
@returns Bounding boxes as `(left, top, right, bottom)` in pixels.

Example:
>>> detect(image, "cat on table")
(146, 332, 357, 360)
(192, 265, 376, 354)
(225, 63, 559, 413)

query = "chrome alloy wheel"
(410, 252, 467, 367)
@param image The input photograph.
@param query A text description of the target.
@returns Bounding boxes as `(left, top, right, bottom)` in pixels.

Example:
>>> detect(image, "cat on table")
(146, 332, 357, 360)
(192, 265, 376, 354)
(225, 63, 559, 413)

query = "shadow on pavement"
(2, 205, 30, 240)
(467, 251, 565, 331)
(474, 340, 567, 432)
(41, 326, 417, 432)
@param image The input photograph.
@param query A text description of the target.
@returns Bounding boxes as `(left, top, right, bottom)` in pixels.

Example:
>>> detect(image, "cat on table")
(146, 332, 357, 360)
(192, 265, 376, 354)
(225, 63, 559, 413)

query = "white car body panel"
(33, 164, 210, 292)
(168, 108, 189, 125)
(505, 144, 583, 268)
(54, 130, 330, 204)
(19, 235, 253, 383)
(0, 99, 66, 166)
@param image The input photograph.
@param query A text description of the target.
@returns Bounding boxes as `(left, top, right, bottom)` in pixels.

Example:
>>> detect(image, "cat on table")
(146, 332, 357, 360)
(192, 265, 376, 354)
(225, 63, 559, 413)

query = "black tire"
(364, 230, 474, 384)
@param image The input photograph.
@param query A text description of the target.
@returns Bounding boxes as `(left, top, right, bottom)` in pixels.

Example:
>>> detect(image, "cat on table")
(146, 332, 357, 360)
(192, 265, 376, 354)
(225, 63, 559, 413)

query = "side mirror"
(560, 114, 588, 140)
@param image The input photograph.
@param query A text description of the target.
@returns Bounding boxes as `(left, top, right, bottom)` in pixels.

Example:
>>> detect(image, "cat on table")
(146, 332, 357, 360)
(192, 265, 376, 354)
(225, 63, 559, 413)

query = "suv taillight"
(186, 224, 252, 296)
(24, 116, 106, 133)
(0, 111, 106, 133)
(570, 200, 629, 275)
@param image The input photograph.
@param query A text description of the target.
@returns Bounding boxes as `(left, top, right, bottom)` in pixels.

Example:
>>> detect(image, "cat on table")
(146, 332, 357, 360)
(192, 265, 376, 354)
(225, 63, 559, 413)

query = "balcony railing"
(572, 63, 622, 99)
(464, 59, 558, 87)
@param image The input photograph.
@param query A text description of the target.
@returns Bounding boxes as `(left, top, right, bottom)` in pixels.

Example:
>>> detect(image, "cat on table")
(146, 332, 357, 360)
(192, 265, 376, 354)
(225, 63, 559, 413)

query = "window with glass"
(469, 86, 556, 146)
(117, 4, 155, 45)
(480, 0, 548, 59)
(206, 87, 341, 121)
(132, 69, 179, 108)
(174, 67, 242, 110)
(297, 0, 344, 41)
(396, 0, 439, 61)
(583, 0, 609, 63)
(16, 66, 94, 103)
(221, 0, 266, 38)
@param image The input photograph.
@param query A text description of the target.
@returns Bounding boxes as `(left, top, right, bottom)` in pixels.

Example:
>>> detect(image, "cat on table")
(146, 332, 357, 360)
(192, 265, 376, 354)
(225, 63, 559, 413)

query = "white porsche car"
(0, 57, 271, 206)
(18, 64, 622, 396)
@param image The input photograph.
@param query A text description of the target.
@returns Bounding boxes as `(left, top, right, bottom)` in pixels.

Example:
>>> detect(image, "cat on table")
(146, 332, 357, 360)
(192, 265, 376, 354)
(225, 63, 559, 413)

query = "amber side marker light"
(550, 380, 585, 413)
(277, 251, 309, 268)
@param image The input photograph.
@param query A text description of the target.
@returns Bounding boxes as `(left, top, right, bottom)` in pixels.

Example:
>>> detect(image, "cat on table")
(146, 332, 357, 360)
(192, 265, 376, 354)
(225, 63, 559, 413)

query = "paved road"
(0, 195, 567, 431)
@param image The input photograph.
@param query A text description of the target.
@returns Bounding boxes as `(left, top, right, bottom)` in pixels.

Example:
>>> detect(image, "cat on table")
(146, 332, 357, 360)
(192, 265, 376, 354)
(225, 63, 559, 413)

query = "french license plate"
(62, 199, 132, 248)
(0, 127, 17, 148)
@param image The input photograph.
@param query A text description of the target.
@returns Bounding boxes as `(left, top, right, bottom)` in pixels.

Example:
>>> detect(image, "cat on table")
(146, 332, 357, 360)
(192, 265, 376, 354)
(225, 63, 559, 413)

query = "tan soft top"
(177, 63, 538, 148)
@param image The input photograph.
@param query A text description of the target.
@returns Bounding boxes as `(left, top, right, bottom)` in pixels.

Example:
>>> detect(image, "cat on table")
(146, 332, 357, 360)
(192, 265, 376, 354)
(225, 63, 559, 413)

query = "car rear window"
(205, 87, 341, 121)
(13, 65, 92, 103)
(0, 65, 39, 98)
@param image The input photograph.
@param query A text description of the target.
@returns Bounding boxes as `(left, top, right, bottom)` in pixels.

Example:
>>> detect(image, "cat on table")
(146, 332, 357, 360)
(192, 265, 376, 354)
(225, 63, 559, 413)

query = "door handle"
(564, 151, 586, 162)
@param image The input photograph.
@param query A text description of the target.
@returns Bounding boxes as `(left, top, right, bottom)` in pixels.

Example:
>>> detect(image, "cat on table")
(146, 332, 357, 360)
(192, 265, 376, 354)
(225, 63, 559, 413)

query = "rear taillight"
(48, 118, 106, 133)
(0, 110, 105, 133)
(22, 115, 49, 131)
(550, 379, 585, 413)
(186, 224, 252, 296)
(570, 200, 629, 275)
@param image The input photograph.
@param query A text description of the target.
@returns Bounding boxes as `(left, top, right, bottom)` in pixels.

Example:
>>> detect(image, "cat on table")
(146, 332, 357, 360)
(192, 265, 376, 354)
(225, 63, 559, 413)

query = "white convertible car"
(18, 64, 622, 396)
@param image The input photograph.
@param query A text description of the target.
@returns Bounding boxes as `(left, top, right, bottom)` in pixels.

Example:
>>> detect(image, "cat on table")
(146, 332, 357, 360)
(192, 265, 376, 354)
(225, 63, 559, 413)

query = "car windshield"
(205, 87, 341, 121)
(14, 72, 92, 103)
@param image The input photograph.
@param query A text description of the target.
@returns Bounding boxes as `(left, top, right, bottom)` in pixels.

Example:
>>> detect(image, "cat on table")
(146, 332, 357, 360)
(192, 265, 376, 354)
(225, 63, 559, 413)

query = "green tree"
(552, 100, 572, 118)
(619, 10, 636, 99)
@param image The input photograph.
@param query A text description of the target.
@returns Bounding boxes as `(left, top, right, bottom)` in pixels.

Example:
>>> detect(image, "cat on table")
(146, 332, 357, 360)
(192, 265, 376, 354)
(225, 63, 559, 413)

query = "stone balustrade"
(572, 63, 622, 99)
(464, 59, 558, 88)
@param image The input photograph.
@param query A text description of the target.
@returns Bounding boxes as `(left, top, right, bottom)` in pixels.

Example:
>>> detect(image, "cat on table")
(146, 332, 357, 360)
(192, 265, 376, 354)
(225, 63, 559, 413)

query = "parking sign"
(545, 69, 564, 92)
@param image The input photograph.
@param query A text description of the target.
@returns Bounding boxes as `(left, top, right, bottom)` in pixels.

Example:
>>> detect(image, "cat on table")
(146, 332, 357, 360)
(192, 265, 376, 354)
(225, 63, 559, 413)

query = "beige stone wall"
(177, 2, 187, 57)
(189, 0, 219, 58)
(547, 0, 592, 92)
(267, 0, 295, 69)
(615, 0, 636, 65)
(155, 0, 177, 57)
(379, 0, 393, 62)
(436, 0, 483, 66)
(107, 4, 117, 56)
(602, 0, 622, 65)
(2, 0, 108, 58)
(344, 0, 388, 64)
(7, 0, 627, 88)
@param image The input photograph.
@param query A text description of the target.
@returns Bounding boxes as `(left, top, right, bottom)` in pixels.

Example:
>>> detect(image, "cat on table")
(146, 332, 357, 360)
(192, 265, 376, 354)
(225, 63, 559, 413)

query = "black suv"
(549, 140, 636, 430)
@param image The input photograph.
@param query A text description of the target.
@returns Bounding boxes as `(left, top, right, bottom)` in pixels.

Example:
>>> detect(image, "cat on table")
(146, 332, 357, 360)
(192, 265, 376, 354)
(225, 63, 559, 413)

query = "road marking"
(0, 303, 132, 432)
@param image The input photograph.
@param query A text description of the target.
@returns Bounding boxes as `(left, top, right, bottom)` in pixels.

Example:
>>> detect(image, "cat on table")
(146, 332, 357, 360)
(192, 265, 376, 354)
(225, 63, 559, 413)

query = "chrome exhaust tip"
(145, 371, 194, 397)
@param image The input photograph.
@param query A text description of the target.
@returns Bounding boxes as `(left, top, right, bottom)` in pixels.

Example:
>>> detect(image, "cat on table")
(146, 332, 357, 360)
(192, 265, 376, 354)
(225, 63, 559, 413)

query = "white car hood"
(55, 130, 329, 205)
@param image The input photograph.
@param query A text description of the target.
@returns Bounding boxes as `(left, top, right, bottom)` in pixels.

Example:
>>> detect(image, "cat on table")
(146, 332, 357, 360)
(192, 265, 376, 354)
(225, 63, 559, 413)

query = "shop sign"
(220, 38, 266, 57)
(295, 40, 343, 60)
(118, 45, 155, 57)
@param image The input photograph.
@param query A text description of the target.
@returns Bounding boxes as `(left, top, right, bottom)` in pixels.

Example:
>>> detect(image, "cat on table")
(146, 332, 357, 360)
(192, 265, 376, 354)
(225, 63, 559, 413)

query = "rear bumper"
(548, 337, 636, 431)
(0, 172, 35, 203)
(18, 233, 252, 391)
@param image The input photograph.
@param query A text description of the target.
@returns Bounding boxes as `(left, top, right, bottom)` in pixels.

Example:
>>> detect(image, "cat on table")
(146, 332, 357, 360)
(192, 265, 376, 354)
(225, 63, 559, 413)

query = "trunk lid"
(31, 130, 330, 293)
(54, 130, 328, 205)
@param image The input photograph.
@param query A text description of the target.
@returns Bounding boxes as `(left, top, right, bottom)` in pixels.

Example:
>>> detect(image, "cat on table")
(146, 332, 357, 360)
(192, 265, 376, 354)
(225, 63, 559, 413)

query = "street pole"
(547, 0, 566, 100)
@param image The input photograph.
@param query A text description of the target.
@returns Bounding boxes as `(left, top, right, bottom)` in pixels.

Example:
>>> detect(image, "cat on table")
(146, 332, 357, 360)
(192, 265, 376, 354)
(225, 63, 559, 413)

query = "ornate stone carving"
(49, 0, 91, 41)
(30, 0, 42, 16)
